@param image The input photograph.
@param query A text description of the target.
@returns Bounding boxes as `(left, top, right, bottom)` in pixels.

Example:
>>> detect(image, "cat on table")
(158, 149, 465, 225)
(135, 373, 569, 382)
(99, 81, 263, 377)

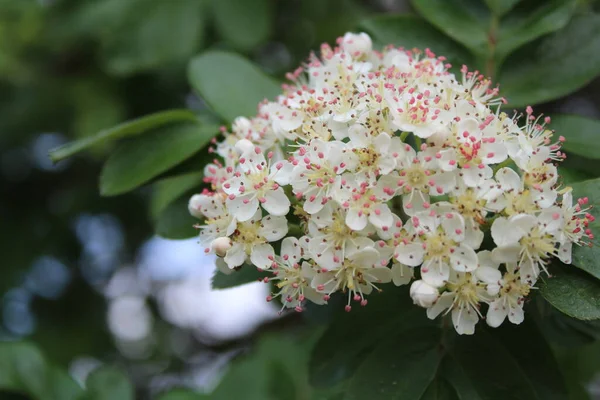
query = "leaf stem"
(486, 15, 499, 79)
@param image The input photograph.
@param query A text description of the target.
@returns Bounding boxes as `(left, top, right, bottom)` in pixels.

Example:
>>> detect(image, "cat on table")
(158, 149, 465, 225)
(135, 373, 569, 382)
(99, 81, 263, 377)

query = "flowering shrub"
(189, 32, 594, 335)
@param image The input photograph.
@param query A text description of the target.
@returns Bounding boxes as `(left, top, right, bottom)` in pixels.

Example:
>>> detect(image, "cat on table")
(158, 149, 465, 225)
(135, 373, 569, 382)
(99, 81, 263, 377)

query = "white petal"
(421, 259, 450, 287)
(491, 217, 520, 247)
(262, 188, 291, 216)
(486, 299, 508, 328)
(259, 215, 288, 241)
(364, 267, 392, 284)
(227, 195, 259, 222)
(303, 192, 325, 214)
(427, 292, 454, 319)
(450, 244, 478, 272)
(441, 212, 466, 242)
(491, 245, 521, 263)
(368, 204, 393, 229)
(271, 160, 295, 185)
(508, 304, 525, 325)
(395, 242, 425, 267)
(557, 241, 573, 264)
(496, 167, 521, 191)
(224, 243, 246, 268)
(281, 237, 302, 266)
(452, 305, 479, 335)
(250, 244, 275, 270)
(392, 263, 414, 286)
(346, 208, 368, 231)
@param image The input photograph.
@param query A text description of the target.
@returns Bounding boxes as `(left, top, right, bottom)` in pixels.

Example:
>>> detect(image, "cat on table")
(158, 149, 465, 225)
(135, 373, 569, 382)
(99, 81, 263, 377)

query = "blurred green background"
(1, 0, 600, 399)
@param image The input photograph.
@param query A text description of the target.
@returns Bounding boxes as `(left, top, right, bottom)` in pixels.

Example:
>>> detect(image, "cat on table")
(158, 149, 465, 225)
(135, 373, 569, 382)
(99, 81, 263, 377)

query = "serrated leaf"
(84, 366, 133, 400)
(360, 15, 473, 69)
(49, 109, 197, 162)
(99, 122, 218, 196)
(151, 173, 204, 219)
(570, 178, 600, 279)
(211, 265, 270, 290)
(500, 14, 600, 107)
(410, 0, 489, 56)
(540, 267, 600, 320)
(551, 115, 600, 160)
(212, 0, 273, 51)
(345, 327, 442, 400)
(155, 196, 198, 240)
(188, 51, 281, 123)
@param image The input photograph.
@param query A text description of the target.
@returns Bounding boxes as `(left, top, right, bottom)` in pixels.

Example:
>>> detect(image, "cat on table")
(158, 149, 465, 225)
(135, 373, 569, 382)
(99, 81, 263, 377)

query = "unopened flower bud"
(188, 194, 204, 219)
(212, 237, 232, 257)
(341, 32, 372, 57)
(410, 280, 439, 308)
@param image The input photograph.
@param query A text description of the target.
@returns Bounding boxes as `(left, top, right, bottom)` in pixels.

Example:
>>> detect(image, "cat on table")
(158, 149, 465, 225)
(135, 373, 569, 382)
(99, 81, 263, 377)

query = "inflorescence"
(189, 33, 593, 334)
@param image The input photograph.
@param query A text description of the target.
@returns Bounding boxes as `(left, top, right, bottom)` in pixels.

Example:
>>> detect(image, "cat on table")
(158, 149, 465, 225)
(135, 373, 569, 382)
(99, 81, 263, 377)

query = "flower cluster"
(189, 32, 594, 334)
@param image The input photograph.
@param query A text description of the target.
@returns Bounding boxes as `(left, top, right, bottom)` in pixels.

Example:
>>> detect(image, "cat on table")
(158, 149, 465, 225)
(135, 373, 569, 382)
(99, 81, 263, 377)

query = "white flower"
(290, 139, 351, 214)
(223, 210, 288, 269)
(189, 193, 237, 251)
(335, 175, 395, 231)
(223, 140, 293, 221)
(410, 209, 478, 287)
(426, 270, 490, 335)
(410, 280, 439, 308)
(306, 203, 373, 270)
(340, 32, 372, 58)
(311, 246, 392, 310)
(486, 263, 530, 328)
(491, 213, 561, 284)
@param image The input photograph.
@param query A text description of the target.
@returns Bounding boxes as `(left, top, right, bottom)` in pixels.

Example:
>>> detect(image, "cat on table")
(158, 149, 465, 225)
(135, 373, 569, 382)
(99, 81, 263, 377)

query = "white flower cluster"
(189, 33, 594, 334)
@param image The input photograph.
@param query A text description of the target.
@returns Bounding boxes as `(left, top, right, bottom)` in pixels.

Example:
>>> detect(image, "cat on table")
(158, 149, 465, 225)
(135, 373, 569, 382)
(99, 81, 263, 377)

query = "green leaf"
(495, 0, 576, 63)
(99, 122, 218, 196)
(309, 288, 428, 388)
(484, 0, 520, 17)
(450, 329, 540, 399)
(0, 342, 83, 400)
(559, 168, 594, 185)
(550, 115, 600, 160)
(212, 0, 273, 51)
(157, 390, 208, 400)
(410, 0, 489, 56)
(345, 327, 442, 400)
(570, 178, 600, 279)
(84, 366, 134, 400)
(540, 266, 600, 320)
(0, 341, 48, 399)
(82, 0, 206, 75)
(532, 296, 600, 347)
(421, 377, 459, 400)
(500, 14, 600, 107)
(49, 109, 198, 163)
(151, 173, 204, 219)
(49, 368, 84, 400)
(489, 319, 567, 400)
(188, 51, 281, 123)
(359, 15, 474, 69)
(155, 196, 198, 240)
(211, 265, 270, 290)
